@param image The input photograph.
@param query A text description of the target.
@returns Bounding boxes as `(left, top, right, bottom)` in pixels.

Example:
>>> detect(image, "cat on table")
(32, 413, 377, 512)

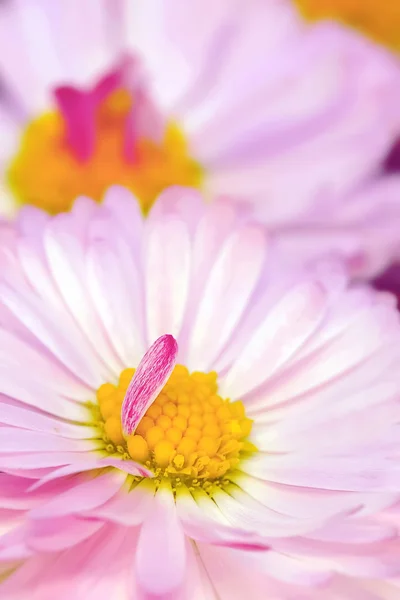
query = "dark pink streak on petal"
(54, 86, 96, 162)
(122, 335, 178, 435)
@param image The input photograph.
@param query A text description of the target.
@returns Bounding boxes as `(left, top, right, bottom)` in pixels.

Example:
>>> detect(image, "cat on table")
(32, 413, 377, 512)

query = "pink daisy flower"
(0, 186, 400, 598)
(1, 0, 400, 277)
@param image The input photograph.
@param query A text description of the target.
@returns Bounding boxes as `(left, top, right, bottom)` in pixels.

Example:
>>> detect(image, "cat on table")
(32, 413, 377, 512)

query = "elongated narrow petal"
(121, 334, 178, 435)
(135, 484, 187, 598)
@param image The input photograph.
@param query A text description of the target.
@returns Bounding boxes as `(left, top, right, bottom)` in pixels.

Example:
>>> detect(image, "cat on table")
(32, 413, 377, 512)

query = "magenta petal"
(121, 334, 178, 435)
(54, 86, 96, 161)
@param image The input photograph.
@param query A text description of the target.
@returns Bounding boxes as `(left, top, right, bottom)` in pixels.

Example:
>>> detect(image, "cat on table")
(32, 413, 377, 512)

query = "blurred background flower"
(294, 0, 400, 300)
(295, 0, 400, 53)
(295, 0, 400, 177)
(0, 1, 400, 279)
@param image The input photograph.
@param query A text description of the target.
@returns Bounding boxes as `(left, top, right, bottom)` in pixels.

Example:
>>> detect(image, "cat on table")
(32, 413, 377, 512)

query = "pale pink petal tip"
(121, 335, 178, 435)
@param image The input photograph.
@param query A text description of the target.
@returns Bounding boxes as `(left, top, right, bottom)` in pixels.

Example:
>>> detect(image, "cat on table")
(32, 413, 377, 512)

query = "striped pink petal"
(121, 334, 178, 435)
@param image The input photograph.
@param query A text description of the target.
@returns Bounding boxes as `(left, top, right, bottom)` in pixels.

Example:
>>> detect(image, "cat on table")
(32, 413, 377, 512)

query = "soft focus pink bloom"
(0, 187, 400, 598)
(1, 1, 400, 276)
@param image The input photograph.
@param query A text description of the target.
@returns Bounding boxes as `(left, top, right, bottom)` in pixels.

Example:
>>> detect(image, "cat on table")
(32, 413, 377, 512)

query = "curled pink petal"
(121, 334, 178, 435)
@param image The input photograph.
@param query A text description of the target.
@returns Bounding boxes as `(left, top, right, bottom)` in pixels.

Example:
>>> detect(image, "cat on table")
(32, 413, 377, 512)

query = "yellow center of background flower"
(295, 0, 400, 52)
(6, 90, 203, 215)
(94, 365, 255, 494)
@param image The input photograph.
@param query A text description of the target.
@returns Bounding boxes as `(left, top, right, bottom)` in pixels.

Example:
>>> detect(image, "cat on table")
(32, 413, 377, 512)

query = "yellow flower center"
(6, 89, 203, 215)
(94, 365, 255, 494)
(295, 0, 400, 52)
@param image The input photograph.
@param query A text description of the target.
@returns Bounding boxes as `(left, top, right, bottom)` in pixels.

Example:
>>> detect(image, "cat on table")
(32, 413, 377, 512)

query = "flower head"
(1, 1, 400, 276)
(0, 186, 400, 598)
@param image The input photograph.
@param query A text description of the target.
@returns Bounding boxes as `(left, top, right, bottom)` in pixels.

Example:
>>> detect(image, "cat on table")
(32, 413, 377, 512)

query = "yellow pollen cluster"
(95, 365, 255, 488)
(7, 89, 203, 215)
